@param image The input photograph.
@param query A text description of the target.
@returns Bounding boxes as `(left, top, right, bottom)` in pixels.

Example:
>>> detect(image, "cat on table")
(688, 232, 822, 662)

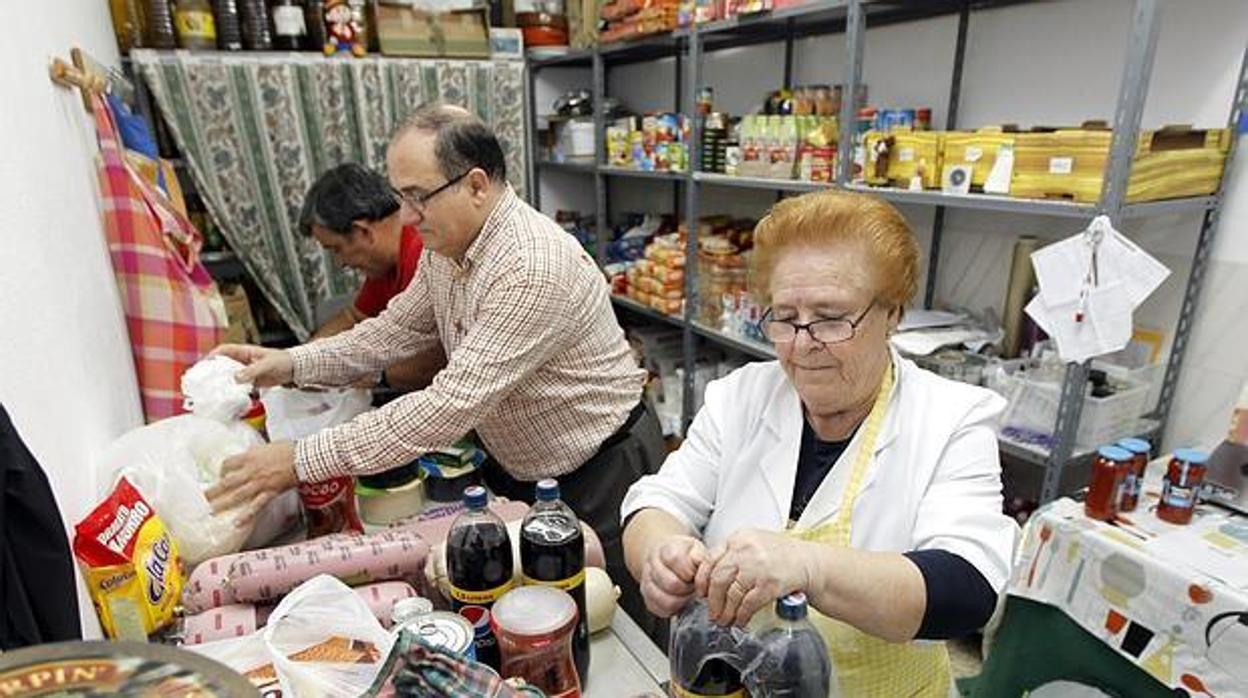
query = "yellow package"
(73, 477, 183, 639)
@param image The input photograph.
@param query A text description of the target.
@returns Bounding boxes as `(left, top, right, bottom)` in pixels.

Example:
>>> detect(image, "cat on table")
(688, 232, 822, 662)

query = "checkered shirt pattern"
(289, 186, 645, 483)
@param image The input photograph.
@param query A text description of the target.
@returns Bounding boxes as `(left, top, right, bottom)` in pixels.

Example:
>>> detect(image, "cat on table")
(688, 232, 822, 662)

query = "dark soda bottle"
(520, 479, 590, 682)
(670, 600, 747, 698)
(745, 593, 833, 697)
(447, 485, 515, 672)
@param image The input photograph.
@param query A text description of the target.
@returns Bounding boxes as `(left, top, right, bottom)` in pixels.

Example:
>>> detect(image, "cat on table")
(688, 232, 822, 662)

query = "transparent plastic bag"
(263, 575, 396, 698)
(97, 414, 264, 565)
(261, 386, 373, 441)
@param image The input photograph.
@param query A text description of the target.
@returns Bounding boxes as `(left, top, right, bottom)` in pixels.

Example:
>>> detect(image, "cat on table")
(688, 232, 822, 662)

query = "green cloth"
(962, 597, 1174, 698)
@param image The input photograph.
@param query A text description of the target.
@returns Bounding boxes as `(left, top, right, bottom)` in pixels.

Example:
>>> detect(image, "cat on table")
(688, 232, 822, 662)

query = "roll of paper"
(1002, 236, 1039, 358)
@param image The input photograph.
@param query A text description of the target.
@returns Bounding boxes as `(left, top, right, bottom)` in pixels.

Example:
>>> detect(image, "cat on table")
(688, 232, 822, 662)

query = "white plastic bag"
(261, 386, 373, 441)
(191, 632, 278, 694)
(263, 575, 396, 698)
(97, 415, 264, 565)
(182, 355, 254, 422)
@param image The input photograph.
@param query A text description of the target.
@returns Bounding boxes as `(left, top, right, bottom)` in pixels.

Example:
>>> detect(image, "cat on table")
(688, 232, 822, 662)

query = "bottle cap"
(1116, 438, 1151, 455)
(776, 592, 808, 621)
(535, 479, 560, 502)
(463, 485, 488, 509)
(1173, 448, 1209, 465)
(1097, 445, 1132, 462)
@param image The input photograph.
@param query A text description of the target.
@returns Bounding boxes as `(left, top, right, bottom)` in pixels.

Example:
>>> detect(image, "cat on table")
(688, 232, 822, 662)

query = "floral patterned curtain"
(130, 50, 528, 340)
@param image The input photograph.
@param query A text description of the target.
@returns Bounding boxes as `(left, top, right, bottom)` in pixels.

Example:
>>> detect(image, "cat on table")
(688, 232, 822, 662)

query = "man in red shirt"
(299, 163, 445, 389)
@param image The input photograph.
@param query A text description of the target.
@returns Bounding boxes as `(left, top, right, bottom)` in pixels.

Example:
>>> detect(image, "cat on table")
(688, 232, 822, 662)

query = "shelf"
(998, 418, 1163, 467)
(527, 47, 595, 69)
(694, 171, 831, 193)
(537, 159, 598, 174)
(597, 33, 685, 65)
(610, 295, 686, 329)
(845, 184, 1217, 219)
(599, 165, 688, 181)
(689, 321, 777, 359)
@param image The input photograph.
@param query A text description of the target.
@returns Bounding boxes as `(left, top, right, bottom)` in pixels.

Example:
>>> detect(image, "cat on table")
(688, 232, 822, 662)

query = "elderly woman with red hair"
(621, 190, 1017, 696)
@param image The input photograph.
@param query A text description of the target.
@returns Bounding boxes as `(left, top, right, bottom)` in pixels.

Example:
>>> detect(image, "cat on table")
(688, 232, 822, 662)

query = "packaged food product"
(73, 478, 184, 639)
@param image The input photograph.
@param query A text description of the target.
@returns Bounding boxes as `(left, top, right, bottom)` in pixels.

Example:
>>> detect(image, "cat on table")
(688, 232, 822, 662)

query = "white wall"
(534, 0, 1248, 450)
(0, 1, 144, 637)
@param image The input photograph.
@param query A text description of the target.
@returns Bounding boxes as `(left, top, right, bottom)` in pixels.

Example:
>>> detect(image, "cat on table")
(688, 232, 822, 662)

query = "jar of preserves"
(1085, 445, 1130, 521)
(1116, 437, 1151, 512)
(491, 586, 581, 697)
(1156, 448, 1209, 525)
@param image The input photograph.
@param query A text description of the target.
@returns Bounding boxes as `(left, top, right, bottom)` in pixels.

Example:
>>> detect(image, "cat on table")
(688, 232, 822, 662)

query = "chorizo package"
(73, 477, 184, 638)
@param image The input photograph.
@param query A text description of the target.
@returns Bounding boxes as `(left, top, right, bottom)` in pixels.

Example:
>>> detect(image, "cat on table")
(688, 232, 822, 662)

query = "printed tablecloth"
(1009, 463, 1248, 696)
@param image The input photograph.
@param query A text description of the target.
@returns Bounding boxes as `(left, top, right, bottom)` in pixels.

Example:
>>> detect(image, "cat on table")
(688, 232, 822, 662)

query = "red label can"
(298, 477, 364, 538)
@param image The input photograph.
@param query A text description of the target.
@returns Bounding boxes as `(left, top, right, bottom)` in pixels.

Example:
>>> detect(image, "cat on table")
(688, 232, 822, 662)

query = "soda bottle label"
(521, 568, 585, 592)
(449, 577, 515, 606)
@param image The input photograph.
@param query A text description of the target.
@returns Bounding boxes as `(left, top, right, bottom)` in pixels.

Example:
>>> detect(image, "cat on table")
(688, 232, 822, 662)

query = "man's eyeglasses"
(393, 170, 471, 212)
(760, 302, 875, 345)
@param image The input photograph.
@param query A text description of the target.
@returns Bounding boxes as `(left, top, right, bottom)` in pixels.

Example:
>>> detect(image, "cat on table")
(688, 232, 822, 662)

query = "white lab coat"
(621, 350, 1019, 592)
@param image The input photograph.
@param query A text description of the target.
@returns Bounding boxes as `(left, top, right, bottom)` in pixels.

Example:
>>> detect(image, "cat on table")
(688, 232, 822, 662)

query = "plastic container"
(521, 480, 589, 682)
(491, 586, 582, 697)
(1157, 449, 1208, 525)
(744, 593, 834, 697)
(1085, 445, 1130, 521)
(697, 237, 746, 327)
(993, 359, 1149, 449)
(446, 486, 514, 671)
(669, 600, 751, 697)
(1116, 437, 1151, 512)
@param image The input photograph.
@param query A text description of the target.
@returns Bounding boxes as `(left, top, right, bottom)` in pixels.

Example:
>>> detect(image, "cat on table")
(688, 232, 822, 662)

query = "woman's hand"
(695, 529, 812, 627)
(639, 535, 708, 618)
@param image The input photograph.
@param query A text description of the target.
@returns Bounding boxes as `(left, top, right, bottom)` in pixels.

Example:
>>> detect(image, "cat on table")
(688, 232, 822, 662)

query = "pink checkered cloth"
(92, 94, 226, 421)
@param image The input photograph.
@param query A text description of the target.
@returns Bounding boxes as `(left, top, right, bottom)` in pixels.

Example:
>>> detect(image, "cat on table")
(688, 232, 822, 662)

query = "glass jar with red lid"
(1156, 448, 1209, 525)
(491, 585, 581, 697)
(1085, 445, 1130, 521)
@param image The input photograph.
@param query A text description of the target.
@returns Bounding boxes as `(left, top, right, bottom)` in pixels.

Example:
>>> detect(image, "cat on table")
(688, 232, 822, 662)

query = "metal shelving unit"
(528, 0, 1248, 502)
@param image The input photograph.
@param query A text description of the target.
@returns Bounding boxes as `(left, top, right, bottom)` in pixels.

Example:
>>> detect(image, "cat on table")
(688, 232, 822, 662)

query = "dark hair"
(298, 163, 401, 237)
(393, 103, 507, 183)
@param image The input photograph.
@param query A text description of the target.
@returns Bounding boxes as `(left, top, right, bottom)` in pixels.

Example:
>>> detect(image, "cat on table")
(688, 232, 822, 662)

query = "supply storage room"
(3, 0, 1248, 696)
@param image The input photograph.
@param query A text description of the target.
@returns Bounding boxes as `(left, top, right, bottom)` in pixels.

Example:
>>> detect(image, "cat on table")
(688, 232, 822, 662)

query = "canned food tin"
(399, 611, 476, 661)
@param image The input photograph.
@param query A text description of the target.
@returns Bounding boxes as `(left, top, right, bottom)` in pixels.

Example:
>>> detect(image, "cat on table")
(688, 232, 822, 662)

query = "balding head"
(390, 103, 507, 183)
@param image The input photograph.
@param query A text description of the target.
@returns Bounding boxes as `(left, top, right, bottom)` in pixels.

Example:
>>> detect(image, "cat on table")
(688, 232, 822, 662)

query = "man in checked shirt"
(207, 103, 665, 629)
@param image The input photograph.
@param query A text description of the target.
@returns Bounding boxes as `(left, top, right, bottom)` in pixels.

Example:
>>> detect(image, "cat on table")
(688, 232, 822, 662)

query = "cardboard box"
(377, 3, 491, 58)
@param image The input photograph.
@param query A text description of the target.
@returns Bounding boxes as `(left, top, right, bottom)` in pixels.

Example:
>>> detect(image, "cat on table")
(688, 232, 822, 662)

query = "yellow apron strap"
(787, 362, 953, 697)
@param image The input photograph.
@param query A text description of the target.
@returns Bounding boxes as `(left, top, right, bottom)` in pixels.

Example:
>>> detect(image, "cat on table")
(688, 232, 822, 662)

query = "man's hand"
(213, 344, 295, 388)
(640, 535, 708, 618)
(206, 441, 299, 528)
(694, 529, 812, 627)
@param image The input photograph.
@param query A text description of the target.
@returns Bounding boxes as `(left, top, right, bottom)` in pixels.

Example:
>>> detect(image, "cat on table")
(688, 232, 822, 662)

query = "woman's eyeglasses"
(760, 302, 875, 345)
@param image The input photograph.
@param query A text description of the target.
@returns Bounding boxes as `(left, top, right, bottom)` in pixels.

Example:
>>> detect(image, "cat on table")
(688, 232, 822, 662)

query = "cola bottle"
(447, 486, 514, 671)
(670, 600, 748, 698)
(520, 479, 590, 682)
(745, 593, 833, 697)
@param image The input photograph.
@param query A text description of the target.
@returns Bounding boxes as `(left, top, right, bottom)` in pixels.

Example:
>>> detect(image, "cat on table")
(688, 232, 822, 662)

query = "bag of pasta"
(72, 477, 184, 639)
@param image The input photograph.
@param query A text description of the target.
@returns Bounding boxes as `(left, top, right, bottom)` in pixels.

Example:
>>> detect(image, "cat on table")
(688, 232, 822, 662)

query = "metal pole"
(674, 48, 684, 216)
(593, 49, 608, 266)
(1040, 0, 1161, 504)
(783, 19, 795, 90)
(923, 0, 970, 309)
(681, 31, 703, 434)
(836, 0, 865, 186)
(1152, 45, 1248, 437)
(526, 63, 540, 209)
